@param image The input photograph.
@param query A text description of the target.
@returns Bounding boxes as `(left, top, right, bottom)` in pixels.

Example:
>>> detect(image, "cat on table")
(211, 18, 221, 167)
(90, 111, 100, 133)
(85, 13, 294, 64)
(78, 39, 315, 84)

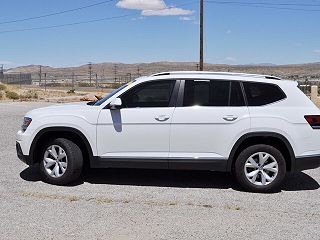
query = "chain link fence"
(1, 72, 140, 90)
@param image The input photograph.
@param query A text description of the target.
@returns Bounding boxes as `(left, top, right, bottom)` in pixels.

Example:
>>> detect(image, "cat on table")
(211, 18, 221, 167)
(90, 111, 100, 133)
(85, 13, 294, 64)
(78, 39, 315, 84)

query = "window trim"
(115, 79, 180, 109)
(240, 82, 248, 106)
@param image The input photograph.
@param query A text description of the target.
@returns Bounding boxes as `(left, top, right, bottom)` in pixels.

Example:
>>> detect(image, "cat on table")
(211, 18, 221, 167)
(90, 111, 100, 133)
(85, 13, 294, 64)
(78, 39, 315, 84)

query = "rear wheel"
(39, 138, 83, 185)
(234, 144, 286, 192)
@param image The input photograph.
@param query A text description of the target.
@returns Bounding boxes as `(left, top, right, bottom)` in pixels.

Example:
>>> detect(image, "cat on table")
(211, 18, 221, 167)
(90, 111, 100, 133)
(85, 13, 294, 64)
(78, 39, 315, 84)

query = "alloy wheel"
(43, 145, 68, 178)
(244, 152, 278, 186)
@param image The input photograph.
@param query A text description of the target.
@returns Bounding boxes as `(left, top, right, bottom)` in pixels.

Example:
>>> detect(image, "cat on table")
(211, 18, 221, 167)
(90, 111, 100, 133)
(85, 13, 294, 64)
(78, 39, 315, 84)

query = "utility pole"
(113, 64, 118, 84)
(95, 73, 98, 88)
(39, 65, 42, 86)
(88, 62, 93, 85)
(72, 72, 75, 91)
(44, 73, 47, 92)
(199, 0, 204, 71)
(137, 66, 141, 77)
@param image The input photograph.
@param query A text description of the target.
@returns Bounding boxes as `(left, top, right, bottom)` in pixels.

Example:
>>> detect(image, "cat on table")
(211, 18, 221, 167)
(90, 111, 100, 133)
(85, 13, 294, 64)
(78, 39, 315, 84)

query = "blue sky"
(0, 0, 320, 68)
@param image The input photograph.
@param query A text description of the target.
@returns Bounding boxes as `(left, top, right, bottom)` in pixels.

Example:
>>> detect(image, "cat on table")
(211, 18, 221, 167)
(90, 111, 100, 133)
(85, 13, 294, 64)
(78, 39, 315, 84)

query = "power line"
(205, 0, 320, 12)
(0, 2, 197, 34)
(0, 0, 115, 25)
(0, 13, 138, 34)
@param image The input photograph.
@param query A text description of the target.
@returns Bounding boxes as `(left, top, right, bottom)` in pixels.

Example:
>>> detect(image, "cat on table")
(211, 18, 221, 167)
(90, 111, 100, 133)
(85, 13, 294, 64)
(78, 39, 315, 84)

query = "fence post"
(311, 85, 318, 103)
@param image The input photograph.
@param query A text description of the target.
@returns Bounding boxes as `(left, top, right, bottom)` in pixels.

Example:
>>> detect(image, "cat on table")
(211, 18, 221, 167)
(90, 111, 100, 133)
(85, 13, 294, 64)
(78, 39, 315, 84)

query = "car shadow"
(20, 166, 319, 192)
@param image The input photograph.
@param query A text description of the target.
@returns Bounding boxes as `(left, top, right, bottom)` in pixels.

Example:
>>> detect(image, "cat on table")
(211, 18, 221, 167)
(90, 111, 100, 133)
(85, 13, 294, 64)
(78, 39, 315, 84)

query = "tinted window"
(183, 80, 245, 107)
(121, 80, 175, 108)
(243, 82, 286, 106)
(183, 80, 210, 106)
(212, 81, 230, 106)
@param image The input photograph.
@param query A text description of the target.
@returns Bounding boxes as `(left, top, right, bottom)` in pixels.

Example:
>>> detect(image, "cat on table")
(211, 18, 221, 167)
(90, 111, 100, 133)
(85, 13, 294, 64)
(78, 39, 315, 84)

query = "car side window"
(183, 80, 210, 106)
(183, 80, 245, 107)
(212, 80, 230, 106)
(243, 82, 286, 106)
(121, 80, 175, 108)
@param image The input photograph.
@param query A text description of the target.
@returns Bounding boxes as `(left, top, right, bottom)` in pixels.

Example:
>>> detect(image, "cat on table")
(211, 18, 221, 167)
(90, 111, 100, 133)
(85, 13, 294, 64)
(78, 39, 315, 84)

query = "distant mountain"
(5, 61, 320, 79)
(239, 63, 278, 67)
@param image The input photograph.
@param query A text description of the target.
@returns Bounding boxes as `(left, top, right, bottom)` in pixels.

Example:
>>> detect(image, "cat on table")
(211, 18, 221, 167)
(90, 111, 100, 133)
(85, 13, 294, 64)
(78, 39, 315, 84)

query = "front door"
(97, 80, 179, 168)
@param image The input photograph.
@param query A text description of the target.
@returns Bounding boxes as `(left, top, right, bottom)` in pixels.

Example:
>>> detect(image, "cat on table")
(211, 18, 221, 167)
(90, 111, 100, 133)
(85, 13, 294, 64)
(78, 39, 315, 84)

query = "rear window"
(243, 82, 286, 106)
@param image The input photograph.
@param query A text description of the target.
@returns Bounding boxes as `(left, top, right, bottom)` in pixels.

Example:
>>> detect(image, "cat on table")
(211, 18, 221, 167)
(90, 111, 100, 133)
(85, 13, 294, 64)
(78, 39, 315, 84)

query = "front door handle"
(155, 115, 170, 122)
(223, 115, 238, 121)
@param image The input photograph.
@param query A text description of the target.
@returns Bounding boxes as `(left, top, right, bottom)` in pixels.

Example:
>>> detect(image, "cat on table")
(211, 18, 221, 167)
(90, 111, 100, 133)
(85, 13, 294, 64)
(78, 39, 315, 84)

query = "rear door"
(169, 79, 250, 170)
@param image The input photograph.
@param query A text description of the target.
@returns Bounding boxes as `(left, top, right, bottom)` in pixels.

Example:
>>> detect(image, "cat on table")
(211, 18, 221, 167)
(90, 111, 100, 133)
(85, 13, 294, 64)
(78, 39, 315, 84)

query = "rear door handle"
(155, 115, 170, 122)
(223, 115, 238, 121)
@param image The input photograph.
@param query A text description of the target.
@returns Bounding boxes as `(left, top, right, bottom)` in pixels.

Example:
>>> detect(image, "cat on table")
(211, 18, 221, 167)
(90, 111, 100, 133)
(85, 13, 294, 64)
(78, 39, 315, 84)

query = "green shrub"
(5, 91, 20, 100)
(0, 90, 4, 99)
(0, 84, 7, 91)
(20, 90, 38, 99)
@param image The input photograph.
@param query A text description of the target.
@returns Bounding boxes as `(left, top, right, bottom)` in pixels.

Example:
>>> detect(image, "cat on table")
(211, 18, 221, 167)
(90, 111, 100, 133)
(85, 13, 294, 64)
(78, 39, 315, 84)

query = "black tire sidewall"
(234, 144, 286, 192)
(39, 138, 83, 185)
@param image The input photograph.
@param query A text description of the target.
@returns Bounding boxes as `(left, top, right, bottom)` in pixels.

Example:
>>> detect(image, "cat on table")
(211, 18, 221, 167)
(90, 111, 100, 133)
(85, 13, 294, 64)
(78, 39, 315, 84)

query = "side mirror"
(109, 98, 122, 110)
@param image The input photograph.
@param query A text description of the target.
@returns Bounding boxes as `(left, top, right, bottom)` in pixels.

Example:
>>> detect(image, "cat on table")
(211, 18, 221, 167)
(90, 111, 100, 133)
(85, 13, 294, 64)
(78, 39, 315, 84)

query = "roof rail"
(151, 71, 281, 80)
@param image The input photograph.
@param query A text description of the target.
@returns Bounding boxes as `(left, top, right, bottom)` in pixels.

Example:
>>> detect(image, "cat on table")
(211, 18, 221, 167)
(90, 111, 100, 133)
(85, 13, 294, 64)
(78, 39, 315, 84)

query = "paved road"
(0, 102, 319, 240)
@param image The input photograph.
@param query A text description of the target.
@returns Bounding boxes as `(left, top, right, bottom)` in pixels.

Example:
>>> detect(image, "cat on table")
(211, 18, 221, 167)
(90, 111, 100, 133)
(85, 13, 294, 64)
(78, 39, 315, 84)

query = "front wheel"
(234, 144, 286, 192)
(39, 138, 83, 185)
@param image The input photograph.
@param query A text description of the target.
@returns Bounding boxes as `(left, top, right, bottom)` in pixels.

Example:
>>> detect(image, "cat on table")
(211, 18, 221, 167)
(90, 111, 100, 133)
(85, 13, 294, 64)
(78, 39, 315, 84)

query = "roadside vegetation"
(5, 91, 20, 100)
(0, 83, 109, 102)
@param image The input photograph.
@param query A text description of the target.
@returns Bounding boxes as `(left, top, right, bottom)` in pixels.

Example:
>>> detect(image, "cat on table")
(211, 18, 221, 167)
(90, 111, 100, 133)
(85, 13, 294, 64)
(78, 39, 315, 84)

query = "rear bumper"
(295, 155, 320, 171)
(16, 142, 32, 165)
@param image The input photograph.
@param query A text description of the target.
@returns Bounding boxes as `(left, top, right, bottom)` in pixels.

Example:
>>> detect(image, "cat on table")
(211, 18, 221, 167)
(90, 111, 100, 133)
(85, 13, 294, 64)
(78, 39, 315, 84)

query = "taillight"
(304, 115, 320, 129)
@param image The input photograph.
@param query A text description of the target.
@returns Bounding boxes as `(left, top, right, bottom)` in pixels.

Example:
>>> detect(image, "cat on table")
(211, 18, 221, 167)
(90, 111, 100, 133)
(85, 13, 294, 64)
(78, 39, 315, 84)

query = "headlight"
(22, 117, 32, 131)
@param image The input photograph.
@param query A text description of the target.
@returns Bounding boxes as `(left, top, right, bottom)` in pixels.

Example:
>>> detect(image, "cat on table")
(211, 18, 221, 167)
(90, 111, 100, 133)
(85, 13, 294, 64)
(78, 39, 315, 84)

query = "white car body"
(16, 71, 320, 175)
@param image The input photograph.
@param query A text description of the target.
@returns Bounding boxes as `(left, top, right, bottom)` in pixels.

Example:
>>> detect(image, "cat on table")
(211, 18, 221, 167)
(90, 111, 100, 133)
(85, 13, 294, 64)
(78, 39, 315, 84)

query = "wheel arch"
(29, 126, 94, 167)
(227, 132, 296, 172)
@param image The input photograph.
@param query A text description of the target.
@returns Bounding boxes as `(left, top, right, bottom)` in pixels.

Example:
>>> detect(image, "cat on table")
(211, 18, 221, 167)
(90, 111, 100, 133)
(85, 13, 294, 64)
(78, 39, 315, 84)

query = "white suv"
(16, 71, 320, 192)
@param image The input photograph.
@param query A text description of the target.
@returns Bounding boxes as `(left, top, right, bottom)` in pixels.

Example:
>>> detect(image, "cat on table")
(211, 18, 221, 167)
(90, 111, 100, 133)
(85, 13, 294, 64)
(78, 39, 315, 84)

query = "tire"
(234, 144, 286, 193)
(39, 138, 83, 185)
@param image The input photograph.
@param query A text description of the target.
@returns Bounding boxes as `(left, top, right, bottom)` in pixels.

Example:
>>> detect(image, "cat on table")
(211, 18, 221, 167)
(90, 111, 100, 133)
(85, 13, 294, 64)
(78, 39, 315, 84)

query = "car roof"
(134, 71, 296, 86)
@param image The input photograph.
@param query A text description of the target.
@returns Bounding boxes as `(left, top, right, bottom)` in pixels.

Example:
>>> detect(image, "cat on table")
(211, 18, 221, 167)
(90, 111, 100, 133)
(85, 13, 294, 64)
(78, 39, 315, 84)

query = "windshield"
(94, 83, 128, 106)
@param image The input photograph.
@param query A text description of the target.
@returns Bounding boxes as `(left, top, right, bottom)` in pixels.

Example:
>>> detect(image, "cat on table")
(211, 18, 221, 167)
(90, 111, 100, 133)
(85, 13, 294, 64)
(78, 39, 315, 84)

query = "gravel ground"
(0, 102, 319, 240)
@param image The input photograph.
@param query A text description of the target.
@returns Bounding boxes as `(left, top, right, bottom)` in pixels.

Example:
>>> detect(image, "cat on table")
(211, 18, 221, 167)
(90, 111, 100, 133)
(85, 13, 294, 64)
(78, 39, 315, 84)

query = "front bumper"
(295, 155, 320, 171)
(16, 142, 32, 165)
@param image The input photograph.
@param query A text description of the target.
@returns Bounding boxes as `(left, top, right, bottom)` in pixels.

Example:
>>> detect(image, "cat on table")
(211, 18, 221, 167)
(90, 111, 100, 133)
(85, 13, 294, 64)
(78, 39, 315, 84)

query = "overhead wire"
(0, 1, 197, 34)
(0, 0, 115, 25)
